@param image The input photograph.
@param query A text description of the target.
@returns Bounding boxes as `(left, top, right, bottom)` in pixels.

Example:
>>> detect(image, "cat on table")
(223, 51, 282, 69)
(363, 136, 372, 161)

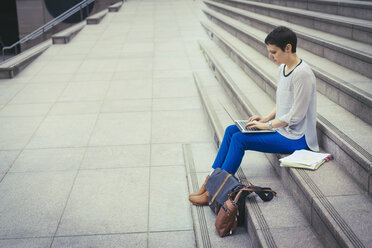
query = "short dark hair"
(264, 26, 297, 53)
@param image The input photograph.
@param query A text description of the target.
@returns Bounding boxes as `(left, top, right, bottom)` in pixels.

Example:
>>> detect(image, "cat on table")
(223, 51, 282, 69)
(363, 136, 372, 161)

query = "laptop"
(221, 105, 275, 134)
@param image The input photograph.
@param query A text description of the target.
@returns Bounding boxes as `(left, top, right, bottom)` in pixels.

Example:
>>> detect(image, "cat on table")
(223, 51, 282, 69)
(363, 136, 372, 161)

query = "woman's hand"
(245, 120, 269, 130)
(245, 115, 265, 129)
(247, 115, 264, 123)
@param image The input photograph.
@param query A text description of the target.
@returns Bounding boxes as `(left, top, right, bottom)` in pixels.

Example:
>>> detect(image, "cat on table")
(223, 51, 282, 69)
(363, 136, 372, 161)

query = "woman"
(189, 26, 319, 205)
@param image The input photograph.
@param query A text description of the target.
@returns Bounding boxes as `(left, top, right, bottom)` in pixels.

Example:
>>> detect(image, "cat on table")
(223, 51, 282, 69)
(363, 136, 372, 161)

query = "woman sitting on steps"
(189, 26, 319, 205)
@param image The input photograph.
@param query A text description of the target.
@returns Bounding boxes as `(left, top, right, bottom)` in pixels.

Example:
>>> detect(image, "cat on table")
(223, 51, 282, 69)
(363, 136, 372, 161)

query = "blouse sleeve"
(278, 70, 314, 126)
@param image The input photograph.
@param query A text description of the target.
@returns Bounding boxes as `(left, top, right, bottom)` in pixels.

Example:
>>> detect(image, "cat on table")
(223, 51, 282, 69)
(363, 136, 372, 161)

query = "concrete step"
(197, 37, 372, 248)
(193, 70, 324, 248)
(0, 39, 51, 79)
(203, 0, 372, 79)
(201, 5, 372, 125)
(210, 0, 372, 45)
(108, 1, 124, 12)
(52, 21, 86, 44)
(86, 9, 108, 25)
(199, 19, 372, 196)
(250, 0, 372, 21)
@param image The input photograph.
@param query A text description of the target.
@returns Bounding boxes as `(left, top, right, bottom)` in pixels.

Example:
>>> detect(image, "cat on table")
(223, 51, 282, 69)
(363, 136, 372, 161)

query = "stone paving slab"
(72, 72, 114, 82)
(27, 114, 97, 149)
(56, 168, 150, 236)
(149, 231, 196, 248)
(10, 83, 67, 104)
(10, 148, 85, 172)
(0, 238, 52, 248)
(101, 99, 152, 113)
(149, 165, 193, 232)
(153, 79, 198, 99)
(28, 73, 73, 84)
(152, 96, 202, 111)
(151, 143, 184, 166)
(107, 79, 152, 100)
(0, 103, 52, 117)
(52, 233, 147, 248)
(0, 84, 25, 104)
(59, 82, 108, 102)
(0, 150, 19, 173)
(89, 112, 151, 146)
(50, 101, 102, 115)
(82, 144, 150, 169)
(0, 116, 43, 150)
(151, 110, 212, 144)
(0, 171, 76, 238)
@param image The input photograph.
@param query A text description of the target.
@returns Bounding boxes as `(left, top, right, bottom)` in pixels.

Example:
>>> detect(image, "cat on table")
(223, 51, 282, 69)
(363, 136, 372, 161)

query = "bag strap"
(209, 174, 232, 205)
(249, 186, 277, 202)
(232, 188, 245, 203)
(228, 187, 254, 203)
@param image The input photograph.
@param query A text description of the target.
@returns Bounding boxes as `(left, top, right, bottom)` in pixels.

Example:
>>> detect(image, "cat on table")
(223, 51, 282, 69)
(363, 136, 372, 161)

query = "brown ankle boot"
(189, 175, 210, 197)
(189, 191, 209, 206)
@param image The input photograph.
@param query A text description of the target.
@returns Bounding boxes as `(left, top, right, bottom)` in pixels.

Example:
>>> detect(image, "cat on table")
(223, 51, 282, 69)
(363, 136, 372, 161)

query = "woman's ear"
(285, 44, 292, 53)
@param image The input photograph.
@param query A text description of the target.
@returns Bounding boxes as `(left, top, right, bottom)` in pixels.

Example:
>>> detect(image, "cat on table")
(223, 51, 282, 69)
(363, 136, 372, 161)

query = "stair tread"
(202, 2, 372, 100)
(204, 0, 372, 61)
(258, 0, 372, 8)
(52, 21, 86, 37)
(109, 1, 123, 8)
(316, 0, 372, 7)
(194, 70, 324, 248)
(198, 37, 372, 247)
(87, 9, 108, 19)
(233, 0, 372, 28)
(0, 39, 52, 68)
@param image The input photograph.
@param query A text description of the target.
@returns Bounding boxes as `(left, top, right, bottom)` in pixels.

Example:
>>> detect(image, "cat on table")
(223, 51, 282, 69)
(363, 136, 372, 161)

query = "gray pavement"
(0, 0, 221, 247)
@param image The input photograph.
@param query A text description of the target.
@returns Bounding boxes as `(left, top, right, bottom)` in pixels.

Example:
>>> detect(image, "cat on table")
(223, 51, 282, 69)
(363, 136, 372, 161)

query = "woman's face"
(266, 44, 290, 65)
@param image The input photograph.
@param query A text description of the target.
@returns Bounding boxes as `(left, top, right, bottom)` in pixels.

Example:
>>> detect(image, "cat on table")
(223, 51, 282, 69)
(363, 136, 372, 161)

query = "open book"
(279, 149, 333, 170)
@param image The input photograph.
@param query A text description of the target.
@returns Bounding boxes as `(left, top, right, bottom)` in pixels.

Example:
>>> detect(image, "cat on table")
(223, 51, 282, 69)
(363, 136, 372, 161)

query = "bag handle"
(228, 186, 277, 202)
(232, 188, 245, 203)
(209, 174, 232, 205)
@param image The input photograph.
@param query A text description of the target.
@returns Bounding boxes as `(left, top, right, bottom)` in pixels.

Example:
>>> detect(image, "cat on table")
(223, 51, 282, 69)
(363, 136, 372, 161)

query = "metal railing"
(2, 0, 95, 61)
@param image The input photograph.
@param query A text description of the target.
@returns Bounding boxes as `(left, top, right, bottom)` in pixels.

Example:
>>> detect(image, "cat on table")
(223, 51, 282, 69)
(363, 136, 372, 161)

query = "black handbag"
(205, 168, 277, 226)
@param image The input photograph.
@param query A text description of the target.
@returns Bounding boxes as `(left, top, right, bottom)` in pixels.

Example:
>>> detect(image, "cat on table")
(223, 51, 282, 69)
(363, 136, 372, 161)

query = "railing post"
(86, 1, 89, 18)
(80, 5, 83, 21)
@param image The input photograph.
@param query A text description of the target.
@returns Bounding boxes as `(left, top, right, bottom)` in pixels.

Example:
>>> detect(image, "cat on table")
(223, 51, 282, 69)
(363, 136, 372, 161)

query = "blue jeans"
(212, 125, 309, 174)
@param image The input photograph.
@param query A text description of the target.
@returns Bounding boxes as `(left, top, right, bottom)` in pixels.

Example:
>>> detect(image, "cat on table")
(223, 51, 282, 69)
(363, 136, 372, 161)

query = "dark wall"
(0, 0, 20, 51)
(44, 0, 94, 24)
(4, 0, 120, 52)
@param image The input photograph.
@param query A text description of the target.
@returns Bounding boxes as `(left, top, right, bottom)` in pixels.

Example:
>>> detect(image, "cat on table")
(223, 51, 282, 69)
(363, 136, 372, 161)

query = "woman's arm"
(262, 107, 276, 122)
(247, 107, 276, 123)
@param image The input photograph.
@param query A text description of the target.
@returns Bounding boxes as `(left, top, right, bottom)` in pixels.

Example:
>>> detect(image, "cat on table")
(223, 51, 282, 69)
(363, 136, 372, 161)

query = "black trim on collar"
(283, 59, 303, 77)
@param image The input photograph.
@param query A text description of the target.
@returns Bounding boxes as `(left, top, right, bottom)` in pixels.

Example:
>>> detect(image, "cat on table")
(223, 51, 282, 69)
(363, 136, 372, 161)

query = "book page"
(279, 149, 331, 167)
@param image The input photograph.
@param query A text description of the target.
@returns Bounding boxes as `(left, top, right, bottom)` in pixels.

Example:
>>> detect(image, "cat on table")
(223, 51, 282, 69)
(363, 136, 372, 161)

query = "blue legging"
(212, 125, 309, 174)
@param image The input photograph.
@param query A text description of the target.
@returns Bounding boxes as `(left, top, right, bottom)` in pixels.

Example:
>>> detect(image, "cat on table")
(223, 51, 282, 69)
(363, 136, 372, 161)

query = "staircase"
(193, 0, 372, 247)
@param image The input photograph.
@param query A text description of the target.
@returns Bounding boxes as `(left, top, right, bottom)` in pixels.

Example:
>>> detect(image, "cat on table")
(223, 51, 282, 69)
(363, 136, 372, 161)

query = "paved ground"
(0, 0, 222, 247)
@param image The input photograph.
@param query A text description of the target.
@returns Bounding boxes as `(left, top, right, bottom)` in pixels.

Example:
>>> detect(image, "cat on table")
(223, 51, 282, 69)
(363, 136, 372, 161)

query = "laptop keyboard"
(237, 120, 258, 131)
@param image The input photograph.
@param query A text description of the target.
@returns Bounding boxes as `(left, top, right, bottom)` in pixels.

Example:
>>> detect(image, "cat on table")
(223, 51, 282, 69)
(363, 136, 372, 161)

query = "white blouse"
(275, 60, 319, 151)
